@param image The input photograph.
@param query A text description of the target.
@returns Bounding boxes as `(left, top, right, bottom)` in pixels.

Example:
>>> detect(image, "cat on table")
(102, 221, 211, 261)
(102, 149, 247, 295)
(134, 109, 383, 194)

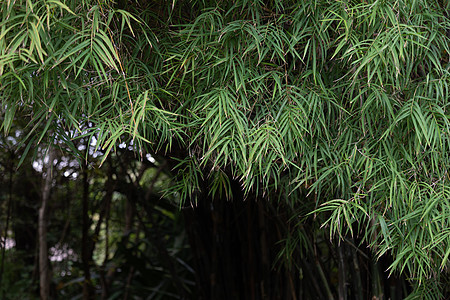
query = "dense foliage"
(1, 0, 450, 298)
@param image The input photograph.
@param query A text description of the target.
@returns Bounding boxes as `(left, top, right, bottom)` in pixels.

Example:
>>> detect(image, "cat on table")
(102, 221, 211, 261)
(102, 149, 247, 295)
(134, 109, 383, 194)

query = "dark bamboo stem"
(349, 238, 364, 300)
(338, 243, 347, 300)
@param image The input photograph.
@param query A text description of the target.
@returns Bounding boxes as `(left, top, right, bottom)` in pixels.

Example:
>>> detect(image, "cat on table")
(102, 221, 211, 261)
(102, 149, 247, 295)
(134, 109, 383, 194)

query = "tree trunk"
(82, 159, 94, 299)
(38, 147, 55, 300)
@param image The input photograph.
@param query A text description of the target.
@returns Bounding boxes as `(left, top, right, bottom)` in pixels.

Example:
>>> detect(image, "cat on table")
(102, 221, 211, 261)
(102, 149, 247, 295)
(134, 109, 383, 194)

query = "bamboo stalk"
(371, 257, 384, 300)
(337, 243, 347, 300)
(349, 238, 364, 300)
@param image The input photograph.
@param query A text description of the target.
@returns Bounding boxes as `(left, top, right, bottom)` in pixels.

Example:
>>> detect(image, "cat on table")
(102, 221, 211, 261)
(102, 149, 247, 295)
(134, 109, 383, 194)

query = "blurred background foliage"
(0, 122, 196, 299)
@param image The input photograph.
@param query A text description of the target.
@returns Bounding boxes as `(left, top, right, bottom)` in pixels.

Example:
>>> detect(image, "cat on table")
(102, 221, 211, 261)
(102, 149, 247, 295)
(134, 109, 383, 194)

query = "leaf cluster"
(2, 0, 450, 296)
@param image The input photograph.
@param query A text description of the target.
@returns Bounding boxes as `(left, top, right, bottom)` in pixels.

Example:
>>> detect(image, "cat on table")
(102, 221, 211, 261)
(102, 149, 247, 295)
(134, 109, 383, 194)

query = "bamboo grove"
(1, 0, 450, 298)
